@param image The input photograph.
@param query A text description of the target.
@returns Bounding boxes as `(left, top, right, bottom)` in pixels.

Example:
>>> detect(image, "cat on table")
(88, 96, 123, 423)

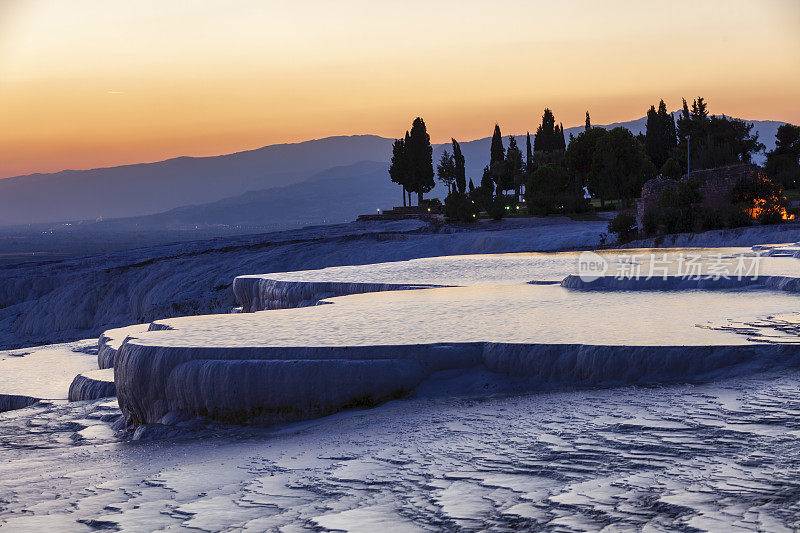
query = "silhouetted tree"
(566, 127, 608, 205)
(644, 100, 676, 170)
(534, 109, 558, 152)
(585, 111, 591, 132)
(505, 136, 524, 199)
(592, 127, 654, 206)
(765, 124, 800, 189)
(645, 105, 660, 166)
(405, 117, 435, 204)
(525, 132, 534, 173)
(388, 136, 409, 206)
(526, 164, 572, 215)
(403, 131, 412, 204)
(451, 138, 467, 194)
(658, 100, 677, 156)
(681, 98, 691, 121)
(660, 158, 682, 179)
(436, 149, 456, 195)
(677, 97, 763, 172)
(480, 165, 494, 194)
(692, 96, 709, 120)
(557, 123, 566, 150)
(488, 124, 505, 191)
(490, 124, 505, 169)
(731, 171, 789, 225)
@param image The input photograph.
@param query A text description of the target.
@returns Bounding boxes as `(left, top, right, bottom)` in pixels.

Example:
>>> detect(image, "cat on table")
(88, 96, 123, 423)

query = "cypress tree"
(480, 165, 494, 194)
(452, 138, 466, 194)
(388, 136, 408, 206)
(406, 117, 434, 205)
(558, 123, 566, 150)
(489, 124, 505, 196)
(534, 108, 557, 152)
(644, 105, 662, 168)
(646, 100, 679, 171)
(585, 111, 591, 132)
(658, 99, 677, 158)
(501, 136, 523, 197)
(490, 124, 505, 168)
(525, 132, 534, 173)
(404, 131, 412, 205)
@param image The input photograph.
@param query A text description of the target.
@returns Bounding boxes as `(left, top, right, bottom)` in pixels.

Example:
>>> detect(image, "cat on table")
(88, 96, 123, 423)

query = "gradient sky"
(1, 0, 798, 178)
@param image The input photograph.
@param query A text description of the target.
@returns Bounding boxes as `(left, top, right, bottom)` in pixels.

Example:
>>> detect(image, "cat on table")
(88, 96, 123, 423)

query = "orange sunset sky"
(1, 0, 798, 178)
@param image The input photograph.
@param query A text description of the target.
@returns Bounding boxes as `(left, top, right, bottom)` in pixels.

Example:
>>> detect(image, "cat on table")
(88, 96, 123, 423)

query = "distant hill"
(92, 161, 398, 231)
(0, 115, 787, 228)
(0, 135, 394, 226)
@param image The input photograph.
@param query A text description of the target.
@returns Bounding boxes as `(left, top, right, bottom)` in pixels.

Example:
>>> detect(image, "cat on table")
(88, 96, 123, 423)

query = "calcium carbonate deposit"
(4, 232, 800, 531)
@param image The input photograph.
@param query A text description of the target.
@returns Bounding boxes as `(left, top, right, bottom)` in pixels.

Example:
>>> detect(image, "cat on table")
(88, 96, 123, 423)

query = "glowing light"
(747, 197, 795, 221)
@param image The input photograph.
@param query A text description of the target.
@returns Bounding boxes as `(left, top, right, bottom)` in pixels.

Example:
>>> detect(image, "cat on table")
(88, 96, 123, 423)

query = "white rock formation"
(560, 274, 800, 292)
(1, 217, 608, 349)
(68, 368, 116, 401)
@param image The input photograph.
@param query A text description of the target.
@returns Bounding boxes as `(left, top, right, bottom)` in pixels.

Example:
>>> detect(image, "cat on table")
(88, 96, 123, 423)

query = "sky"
(0, 0, 798, 178)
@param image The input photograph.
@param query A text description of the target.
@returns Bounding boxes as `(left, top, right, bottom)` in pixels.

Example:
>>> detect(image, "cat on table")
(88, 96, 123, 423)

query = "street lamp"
(686, 135, 691, 178)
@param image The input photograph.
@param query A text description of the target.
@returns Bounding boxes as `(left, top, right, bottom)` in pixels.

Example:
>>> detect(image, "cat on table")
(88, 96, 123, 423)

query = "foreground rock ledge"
(115, 339, 800, 427)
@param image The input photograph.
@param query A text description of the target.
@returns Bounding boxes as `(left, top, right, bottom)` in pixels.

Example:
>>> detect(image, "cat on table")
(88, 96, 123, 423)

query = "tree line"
(388, 97, 796, 222)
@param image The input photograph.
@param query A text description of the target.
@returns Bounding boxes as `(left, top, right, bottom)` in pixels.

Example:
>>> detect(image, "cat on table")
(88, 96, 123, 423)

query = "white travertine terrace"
(114, 268, 800, 426)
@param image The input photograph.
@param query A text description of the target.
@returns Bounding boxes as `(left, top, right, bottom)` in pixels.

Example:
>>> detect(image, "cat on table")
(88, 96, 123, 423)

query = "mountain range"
(0, 114, 787, 231)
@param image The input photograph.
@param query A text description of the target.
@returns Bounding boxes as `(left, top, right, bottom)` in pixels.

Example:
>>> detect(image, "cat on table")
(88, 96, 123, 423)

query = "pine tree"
(675, 97, 758, 173)
(451, 138, 466, 194)
(585, 111, 591, 132)
(406, 117, 434, 205)
(692, 97, 709, 120)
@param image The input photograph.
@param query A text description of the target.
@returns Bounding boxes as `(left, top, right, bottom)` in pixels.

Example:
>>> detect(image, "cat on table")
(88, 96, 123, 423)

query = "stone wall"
(636, 164, 759, 229)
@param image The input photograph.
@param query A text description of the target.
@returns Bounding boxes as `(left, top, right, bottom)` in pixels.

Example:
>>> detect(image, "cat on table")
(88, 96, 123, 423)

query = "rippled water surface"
(145, 283, 800, 347)
(259, 247, 800, 285)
